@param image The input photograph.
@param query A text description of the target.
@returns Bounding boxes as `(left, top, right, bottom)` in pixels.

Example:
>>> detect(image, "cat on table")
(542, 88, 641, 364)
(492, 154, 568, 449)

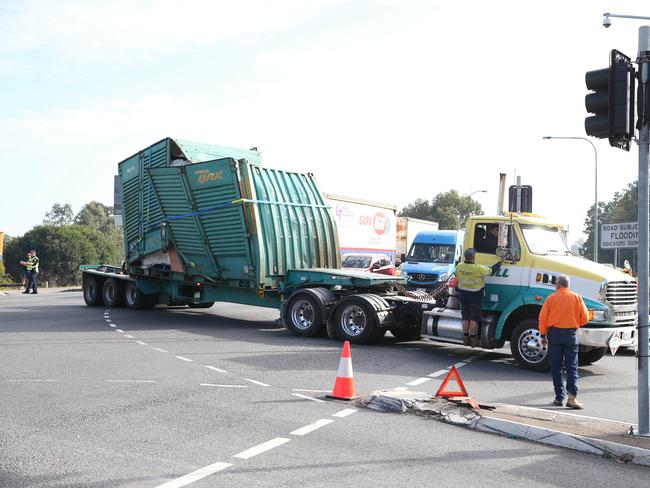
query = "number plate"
(609, 334, 622, 355)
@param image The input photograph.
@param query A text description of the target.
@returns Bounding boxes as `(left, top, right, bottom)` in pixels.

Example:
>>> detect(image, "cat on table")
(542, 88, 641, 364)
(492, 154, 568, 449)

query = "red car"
(341, 253, 396, 275)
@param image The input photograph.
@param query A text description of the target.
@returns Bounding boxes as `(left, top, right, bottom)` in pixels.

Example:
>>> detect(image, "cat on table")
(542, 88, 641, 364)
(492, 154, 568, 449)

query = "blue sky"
(1, 0, 646, 250)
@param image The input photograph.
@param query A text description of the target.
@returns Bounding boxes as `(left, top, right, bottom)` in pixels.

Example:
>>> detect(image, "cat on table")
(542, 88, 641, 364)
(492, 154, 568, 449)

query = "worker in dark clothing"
(482, 224, 499, 253)
(23, 250, 40, 294)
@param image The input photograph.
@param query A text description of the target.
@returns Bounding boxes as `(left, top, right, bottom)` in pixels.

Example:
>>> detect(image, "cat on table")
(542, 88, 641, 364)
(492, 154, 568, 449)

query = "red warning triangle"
(435, 366, 469, 398)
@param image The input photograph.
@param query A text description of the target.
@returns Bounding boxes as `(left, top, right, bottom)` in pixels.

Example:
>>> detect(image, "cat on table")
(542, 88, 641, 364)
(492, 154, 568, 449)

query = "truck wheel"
(188, 302, 215, 309)
(390, 327, 422, 342)
(125, 282, 148, 310)
(83, 275, 104, 307)
(285, 293, 324, 336)
(102, 278, 125, 308)
(578, 347, 608, 365)
(510, 319, 550, 372)
(333, 297, 379, 344)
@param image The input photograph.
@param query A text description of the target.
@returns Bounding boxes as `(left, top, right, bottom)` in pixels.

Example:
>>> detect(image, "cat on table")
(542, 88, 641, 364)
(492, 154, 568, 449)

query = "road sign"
(600, 222, 638, 249)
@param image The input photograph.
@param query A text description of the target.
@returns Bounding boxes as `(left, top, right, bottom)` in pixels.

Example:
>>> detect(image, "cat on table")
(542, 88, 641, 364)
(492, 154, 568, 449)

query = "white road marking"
(204, 365, 227, 373)
(428, 369, 450, 378)
(392, 387, 408, 391)
(116, 329, 125, 333)
(258, 328, 285, 332)
(136, 341, 147, 345)
(405, 347, 422, 351)
(105, 380, 156, 383)
(332, 408, 357, 418)
(464, 355, 479, 363)
(154, 461, 232, 488)
(291, 393, 325, 403)
(153, 348, 168, 353)
(6, 379, 57, 382)
(406, 377, 431, 386)
(290, 419, 334, 436)
(454, 361, 467, 368)
(175, 356, 193, 362)
(109, 324, 117, 328)
(124, 334, 135, 339)
(200, 383, 247, 388)
(244, 378, 270, 387)
(233, 438, 291, 459)
(292, 388, 331, 393)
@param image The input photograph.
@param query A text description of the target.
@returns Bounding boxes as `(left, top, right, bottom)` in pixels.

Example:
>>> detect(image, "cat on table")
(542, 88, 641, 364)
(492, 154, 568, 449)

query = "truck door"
(472, 222, 523, 311)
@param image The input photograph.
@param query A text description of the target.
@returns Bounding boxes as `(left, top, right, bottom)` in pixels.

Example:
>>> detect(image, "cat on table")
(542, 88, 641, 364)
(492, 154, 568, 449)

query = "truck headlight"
(589, 309, 607, 322)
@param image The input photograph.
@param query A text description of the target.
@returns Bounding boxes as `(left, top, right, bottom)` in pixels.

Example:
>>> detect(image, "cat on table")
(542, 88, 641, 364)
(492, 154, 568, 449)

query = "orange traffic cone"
(327, 341, 357, 400)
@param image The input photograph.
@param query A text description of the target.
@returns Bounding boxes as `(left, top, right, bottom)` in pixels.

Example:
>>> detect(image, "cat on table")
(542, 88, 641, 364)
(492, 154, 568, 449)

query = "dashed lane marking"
(258, 328, 285, 332)
(290, 419, 334, 436)
(124, 334, 135, 339)
(153, 348, 168, 353)
(292, 388, 331, 393)
(406, 377, 431, 386)
(154, 461, 232, 488)
(6, 379, 57, 382)
(291, 393, 325, 403)
(233, 437, 291, 459)
(136, 341, 148, 345)
(109, 324, 117, 328)
(175, 356, 193, 362)
(405, 347, 422, 351)
(332, 408, 357, 418)
(204, 365, 227, 373)
(392, 386, 408, 391)
(105, 380, 156, 383)
(454, 361, 467, 368)
(243, 378, 270, 387)
(200, 383, 247, 388)
(116, 329, 125, 333)
(428, 369, 450, 378)
(464, 355, 479, 362)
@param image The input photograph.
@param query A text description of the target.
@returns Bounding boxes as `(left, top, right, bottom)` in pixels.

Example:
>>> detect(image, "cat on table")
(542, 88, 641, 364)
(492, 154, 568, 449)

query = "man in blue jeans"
(538, 275, 589, 409)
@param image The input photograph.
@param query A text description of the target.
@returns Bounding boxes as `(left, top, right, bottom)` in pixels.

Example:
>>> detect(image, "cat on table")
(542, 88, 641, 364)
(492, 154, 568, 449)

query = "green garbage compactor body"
(118, 137, 389, 307)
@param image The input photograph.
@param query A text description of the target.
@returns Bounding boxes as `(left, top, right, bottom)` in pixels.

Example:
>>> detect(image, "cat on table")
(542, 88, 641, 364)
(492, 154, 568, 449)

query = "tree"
(399, 190, 483, 229)
(43, 203, 74, 226)
(582, 182, 637, 265)
(3, 225, 121, 286)
(75, 201, 124, 262)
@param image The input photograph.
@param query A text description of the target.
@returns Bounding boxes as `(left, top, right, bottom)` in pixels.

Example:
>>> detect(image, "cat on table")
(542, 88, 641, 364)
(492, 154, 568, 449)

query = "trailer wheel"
(83, 275, 104, 307)
(102, 278, 125, 308)
(125, 282, 148, 310)
(285, 293, 324, 336)
(188, 302, 215, 309)
(578, 347, 608, 365)
(333, 297, 380, 344)
(510, 319, 550, 371)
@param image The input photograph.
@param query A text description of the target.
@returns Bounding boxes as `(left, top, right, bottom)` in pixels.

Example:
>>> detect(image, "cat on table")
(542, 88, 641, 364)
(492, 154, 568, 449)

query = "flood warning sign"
(600, 222, 638, 249)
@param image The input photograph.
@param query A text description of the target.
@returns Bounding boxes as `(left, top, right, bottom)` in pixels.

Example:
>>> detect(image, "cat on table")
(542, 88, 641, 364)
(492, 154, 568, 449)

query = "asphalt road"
(0, 289, 645, 487)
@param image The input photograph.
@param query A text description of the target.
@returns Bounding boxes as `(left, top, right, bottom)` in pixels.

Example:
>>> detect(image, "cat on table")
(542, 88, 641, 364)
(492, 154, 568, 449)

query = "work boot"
(22, 290, 30, 294)
(463, 335, 470, 346)
(566, 395, 584, 409)
(469, 335, 479, 348)
(552, 399, 563, 406)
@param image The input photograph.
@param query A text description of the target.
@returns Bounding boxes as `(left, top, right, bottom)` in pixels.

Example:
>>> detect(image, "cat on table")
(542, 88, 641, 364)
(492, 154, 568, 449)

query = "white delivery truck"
(396, 217, 440, 264)
(325, 194, 398, 262)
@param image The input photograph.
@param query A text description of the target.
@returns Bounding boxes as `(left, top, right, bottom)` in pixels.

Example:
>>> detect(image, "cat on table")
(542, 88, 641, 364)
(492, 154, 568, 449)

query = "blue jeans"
(547, 328, 579, 400)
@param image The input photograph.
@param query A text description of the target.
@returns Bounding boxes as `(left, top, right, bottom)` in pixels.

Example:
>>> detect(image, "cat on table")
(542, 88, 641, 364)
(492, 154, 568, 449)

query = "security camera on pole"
(591, 12, 650, 437)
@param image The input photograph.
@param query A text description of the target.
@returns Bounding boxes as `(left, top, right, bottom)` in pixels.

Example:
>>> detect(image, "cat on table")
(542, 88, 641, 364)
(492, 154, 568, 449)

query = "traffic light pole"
(638, 25, 650, 436)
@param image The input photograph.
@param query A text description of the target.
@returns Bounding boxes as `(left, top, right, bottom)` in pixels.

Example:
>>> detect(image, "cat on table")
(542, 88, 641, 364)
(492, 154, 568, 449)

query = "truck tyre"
(578, 347, 608, 365)
(285, 293, 324, 336)
(333, 297, 380, 344)
(83, 275, 104, 307)
(188, 302, 215, 309)
(125, 282, 148, 310)
(390, 327, 422, 342)
(102, 278, 125, 308)
(510, 319, 550, 372)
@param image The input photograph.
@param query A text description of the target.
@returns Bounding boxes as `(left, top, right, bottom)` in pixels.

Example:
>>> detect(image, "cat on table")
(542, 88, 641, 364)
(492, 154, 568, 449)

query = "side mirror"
(497, 222, 509, 248)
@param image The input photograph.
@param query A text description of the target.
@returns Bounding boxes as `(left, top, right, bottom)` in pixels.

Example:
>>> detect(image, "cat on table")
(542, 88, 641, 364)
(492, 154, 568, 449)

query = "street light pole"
(466, 190, 487, 198)
(542, 136, 598, 262)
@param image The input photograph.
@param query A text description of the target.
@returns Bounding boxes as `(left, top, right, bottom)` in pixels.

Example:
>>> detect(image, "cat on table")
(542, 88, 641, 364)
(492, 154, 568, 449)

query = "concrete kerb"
(357, 390, 650, 467)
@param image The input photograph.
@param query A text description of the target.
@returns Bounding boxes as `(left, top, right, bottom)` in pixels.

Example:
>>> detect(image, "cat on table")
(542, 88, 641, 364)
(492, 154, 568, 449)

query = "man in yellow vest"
(21, 250, 40, 294)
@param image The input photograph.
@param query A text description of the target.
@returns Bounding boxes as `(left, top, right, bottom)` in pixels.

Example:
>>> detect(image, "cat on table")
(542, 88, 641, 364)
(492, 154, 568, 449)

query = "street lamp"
(466, 190, 487, 198)
(542, 136, 599, 263)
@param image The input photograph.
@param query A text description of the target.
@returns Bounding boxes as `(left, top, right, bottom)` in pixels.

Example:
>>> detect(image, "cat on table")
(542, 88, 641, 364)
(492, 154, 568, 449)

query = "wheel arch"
(501, 304, 543, 342)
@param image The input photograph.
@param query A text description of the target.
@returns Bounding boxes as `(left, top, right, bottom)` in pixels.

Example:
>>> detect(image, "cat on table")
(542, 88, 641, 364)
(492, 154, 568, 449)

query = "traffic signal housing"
(584, 49, 635, 151)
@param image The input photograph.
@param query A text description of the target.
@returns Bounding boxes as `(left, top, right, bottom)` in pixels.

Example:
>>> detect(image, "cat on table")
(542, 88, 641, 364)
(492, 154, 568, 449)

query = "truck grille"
(607, 281, 637, 326)
(408, 273, 438, 283)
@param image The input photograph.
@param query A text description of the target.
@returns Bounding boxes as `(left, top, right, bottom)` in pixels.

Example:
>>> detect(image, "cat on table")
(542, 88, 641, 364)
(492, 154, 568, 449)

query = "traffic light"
(584, 49, 635, 151)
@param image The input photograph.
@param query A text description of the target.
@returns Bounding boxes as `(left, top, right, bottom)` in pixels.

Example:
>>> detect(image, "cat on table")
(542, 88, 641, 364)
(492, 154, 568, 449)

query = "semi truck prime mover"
(82, 138, 431, 343)
(82, 138, 637, 371)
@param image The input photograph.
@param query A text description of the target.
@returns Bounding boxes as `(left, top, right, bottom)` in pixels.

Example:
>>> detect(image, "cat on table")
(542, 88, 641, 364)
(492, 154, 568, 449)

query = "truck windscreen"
(520, 224, 570, 256)
(407, 243, 455, 263)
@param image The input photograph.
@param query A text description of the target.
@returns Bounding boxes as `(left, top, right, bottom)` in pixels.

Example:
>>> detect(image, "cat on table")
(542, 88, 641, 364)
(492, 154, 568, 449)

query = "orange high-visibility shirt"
(538, 287, 589, 336)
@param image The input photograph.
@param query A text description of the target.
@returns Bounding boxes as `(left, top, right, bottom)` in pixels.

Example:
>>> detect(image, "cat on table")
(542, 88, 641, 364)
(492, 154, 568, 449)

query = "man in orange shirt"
(538, 274, 589, 409)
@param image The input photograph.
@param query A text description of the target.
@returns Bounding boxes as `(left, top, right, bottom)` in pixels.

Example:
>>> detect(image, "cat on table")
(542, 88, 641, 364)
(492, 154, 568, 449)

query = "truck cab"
(400, 230, 464, 292)
(421, 213, 637, 371)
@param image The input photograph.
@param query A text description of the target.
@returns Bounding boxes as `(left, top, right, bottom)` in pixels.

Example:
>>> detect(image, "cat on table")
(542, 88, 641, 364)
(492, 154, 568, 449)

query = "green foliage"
(399, 190, 483, 230)
(43, 203, 74, 226)
(582, 182, 637, 265)
(3, 225, 122, 286)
